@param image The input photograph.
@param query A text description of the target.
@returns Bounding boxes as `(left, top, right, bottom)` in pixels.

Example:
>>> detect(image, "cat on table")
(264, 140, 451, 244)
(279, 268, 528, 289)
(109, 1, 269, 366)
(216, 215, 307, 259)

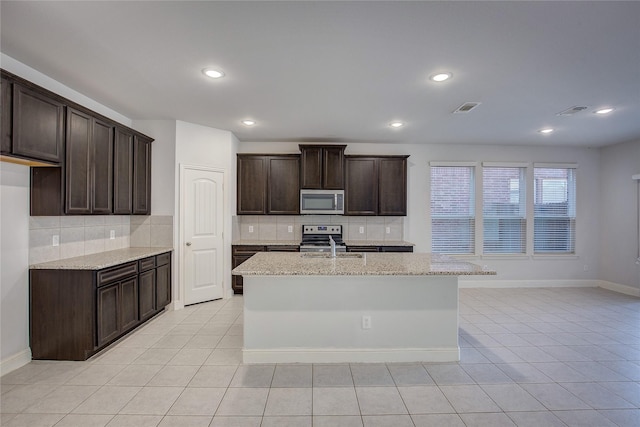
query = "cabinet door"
(232, 254, 252, 294)
(120, 277, 139, 332)
(300, 146, 322, 189)
(1, 76, 11, 153)
(91, 119, 114, 214)
(139, 270, 156, 321)
(12, 83, 64, 163)
(345, 157, 378, 215)
(97, 283, 120, 347)
(65, 108, 92, 214)
(237, 155, 266, 214)
(156, 263, 171, 309)
(113, 128, 134, 214)
(378, 157, 407, 216)
(133, 135, 151, 214)
(323, 146, 345, 189)
(267, 156, 300, 214)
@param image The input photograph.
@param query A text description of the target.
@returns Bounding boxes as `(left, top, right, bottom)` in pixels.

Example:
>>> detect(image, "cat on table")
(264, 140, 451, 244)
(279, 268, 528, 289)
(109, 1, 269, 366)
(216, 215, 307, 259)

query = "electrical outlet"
(386, 226, 391, 234)
(110, 230, 116, 240)
(362, 315, 371, 329)
(52, 235, 59, 247)
(249, 225, 254, 233)
(288, 225, 293, 233)
(359, 226, 365, 234)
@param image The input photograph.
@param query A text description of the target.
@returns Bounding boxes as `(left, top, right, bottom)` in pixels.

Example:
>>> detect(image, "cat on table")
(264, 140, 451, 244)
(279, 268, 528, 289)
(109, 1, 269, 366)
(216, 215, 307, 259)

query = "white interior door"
(182, 166, 224, 305)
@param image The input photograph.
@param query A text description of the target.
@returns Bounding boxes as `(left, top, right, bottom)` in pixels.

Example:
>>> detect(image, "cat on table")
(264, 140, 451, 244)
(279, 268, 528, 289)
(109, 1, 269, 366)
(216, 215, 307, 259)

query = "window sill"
(481, 254, 530, 260)
(532, 254, 579, 260)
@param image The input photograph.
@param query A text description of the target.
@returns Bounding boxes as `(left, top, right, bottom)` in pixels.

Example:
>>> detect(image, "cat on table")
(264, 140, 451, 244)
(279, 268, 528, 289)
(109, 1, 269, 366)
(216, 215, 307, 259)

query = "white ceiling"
(1, 1, 639, 148)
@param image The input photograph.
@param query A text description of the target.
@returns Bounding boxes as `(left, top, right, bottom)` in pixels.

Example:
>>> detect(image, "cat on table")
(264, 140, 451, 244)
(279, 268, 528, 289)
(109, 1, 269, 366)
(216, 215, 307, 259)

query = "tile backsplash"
(29, 215, 173, 265)
(233, 215, 404, 242)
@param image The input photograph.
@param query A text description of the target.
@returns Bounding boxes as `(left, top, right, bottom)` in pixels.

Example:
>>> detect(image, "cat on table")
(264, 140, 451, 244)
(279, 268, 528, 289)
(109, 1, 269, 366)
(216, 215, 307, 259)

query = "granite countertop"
(232, 240, 415, 247)
(30, 247, 173, 270)
(232, 240, 300, 246)
(232, 252, 496, 276)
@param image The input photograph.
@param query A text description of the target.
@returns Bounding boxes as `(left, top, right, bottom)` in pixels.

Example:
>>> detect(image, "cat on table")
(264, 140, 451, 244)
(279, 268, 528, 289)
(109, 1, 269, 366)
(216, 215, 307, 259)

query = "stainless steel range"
(300, 225, 347, 253)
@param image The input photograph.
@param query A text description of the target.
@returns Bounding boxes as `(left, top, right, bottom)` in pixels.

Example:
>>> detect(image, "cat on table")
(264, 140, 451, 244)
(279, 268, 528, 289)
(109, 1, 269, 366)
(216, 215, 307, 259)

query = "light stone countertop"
(231, 240, 415, 247)
(30, 247, 173, 270)
(232, 252, 496, 276)
(232, 240, 300, 246)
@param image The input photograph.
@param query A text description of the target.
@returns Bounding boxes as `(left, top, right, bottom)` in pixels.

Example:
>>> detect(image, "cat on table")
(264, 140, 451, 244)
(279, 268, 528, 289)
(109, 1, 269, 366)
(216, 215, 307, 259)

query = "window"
(534, 167, 576, 253)
(483, 167, 526, 254)
(431, 165, 475, 254)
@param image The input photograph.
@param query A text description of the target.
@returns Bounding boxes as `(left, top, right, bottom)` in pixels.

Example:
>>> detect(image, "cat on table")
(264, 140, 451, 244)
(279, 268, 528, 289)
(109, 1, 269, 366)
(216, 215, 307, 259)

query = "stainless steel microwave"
(300, 189, 344, 215)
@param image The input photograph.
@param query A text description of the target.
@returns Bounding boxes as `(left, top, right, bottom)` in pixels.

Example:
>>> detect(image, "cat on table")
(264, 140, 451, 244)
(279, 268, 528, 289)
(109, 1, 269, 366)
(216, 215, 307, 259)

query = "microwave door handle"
(335, 194, 338, 208)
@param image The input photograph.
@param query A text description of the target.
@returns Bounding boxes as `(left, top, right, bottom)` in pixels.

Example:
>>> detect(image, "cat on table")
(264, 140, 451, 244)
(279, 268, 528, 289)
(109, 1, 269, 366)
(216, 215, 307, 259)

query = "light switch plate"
(287, 225, 293, 233)
(52, 235, 59, 247)
(359, 226, 365, 234)
(249, 225, 254, 233)
(110, 230, 116, 240)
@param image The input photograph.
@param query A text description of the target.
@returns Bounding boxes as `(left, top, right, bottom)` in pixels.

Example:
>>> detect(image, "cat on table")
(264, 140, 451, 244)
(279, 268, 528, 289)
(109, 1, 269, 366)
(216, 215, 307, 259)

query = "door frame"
(178, 163, 229, 308)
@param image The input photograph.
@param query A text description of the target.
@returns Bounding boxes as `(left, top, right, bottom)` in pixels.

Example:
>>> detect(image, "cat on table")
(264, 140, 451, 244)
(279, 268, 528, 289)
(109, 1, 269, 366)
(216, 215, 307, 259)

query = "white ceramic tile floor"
(1, 287, 639, 426)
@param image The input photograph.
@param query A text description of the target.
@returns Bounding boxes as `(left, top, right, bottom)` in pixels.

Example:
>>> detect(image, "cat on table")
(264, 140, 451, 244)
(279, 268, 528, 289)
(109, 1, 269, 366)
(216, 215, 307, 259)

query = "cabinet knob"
(186, 242, 192, 246)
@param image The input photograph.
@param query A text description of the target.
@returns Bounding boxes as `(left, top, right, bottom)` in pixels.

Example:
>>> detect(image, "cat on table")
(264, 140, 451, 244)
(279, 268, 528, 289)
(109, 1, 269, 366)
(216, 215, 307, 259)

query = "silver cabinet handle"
(186, 242, 192, 246)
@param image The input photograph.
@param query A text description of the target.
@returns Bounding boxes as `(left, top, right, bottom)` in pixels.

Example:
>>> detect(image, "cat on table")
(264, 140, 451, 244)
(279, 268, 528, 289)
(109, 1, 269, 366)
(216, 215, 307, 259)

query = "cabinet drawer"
(139, 256, 155, 272)
(97, 262, 138, 286)
(232, 245, 265, 255)
(156, 252, 171, 266)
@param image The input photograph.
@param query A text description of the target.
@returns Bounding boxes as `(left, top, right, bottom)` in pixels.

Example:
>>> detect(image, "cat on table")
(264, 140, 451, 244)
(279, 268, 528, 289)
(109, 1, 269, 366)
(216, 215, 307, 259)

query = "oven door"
(300, 189, 344, 214)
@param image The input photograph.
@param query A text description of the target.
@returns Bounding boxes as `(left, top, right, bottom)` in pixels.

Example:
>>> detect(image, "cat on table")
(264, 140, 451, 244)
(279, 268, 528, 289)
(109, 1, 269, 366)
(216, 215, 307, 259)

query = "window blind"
(534, 167, 576, 253)
(431, 166, 475, 254)
(483, 166, 526, 254)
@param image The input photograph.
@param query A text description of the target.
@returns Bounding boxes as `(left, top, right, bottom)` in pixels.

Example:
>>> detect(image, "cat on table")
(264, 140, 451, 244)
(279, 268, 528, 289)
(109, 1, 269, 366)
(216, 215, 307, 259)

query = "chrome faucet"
(329, 235, 337, 258)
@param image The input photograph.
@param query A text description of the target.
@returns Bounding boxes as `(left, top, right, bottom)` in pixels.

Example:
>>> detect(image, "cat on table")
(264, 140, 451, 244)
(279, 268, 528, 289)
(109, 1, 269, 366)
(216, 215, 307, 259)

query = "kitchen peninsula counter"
(233, 252, 495, 364)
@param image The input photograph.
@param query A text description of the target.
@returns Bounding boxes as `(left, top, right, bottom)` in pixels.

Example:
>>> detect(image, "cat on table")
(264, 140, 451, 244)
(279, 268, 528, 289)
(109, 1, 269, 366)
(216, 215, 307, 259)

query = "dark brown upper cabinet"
(132, 135, 152, 215)
(345, 156, 378, 215)
(299, 144, 346, 189)
(1, 76, 12, 154)
(7, 82, 64, 164)
(113, 127, 134, 214)
(345, 155, 408, 216)
(65, 108, 114, 214)
(237, 154, 300, 215)
(267, 155, 300, 215)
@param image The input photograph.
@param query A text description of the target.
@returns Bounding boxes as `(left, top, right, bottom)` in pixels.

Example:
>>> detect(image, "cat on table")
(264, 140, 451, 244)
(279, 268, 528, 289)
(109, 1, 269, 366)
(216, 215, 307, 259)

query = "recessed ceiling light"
(241, 120, 256, 126)
(389, 121, 405, 128)
(202, 68, 225, 79)
(430, 72, 452, 82)
(594, 107, 614, 115)
(538, 128, 554, 134)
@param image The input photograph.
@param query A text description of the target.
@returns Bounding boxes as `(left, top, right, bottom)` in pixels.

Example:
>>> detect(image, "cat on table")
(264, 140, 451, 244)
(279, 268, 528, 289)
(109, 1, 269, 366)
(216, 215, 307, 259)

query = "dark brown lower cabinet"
(232, 245, 265, 294)
(30, 251, 172, 361)
(138, 269, 156, 322)
(347, 245, 414, 253)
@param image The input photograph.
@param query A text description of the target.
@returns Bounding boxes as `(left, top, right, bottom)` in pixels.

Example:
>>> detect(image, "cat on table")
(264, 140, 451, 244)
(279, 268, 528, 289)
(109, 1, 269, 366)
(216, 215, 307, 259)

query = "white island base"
(242, 274, 460, 364)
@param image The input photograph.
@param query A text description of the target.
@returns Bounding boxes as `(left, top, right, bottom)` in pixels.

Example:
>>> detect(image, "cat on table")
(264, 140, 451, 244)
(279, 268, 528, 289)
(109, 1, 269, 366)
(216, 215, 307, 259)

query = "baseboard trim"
(243, 347, 460, 364)
(458, 279, 600, 289)
(0, 348, 32, 376)
(458, 278, 639, 297)
(598, 280, 640, 297)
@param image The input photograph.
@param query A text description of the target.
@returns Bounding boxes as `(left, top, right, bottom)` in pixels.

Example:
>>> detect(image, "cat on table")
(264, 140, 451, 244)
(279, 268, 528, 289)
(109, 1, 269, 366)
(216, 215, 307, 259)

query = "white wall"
(0, 162, 30, 373)
(599, 139, 640, 290)
(240, 141, 602, 284)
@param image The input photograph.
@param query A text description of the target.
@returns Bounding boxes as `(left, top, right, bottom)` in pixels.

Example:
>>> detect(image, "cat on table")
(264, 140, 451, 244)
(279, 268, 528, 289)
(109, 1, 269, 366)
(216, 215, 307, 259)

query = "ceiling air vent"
(453, 102, 481, 114)
(557, 106, 588, 116)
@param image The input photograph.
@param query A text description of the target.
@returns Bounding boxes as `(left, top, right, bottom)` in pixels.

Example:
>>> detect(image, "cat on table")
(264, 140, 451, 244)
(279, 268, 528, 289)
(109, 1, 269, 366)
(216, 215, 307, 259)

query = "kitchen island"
(232, 252, 495, 363)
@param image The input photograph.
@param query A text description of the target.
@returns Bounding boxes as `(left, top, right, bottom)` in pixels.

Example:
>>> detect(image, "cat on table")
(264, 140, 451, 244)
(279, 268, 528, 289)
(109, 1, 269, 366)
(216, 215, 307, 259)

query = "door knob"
(186, 242, 192, 246)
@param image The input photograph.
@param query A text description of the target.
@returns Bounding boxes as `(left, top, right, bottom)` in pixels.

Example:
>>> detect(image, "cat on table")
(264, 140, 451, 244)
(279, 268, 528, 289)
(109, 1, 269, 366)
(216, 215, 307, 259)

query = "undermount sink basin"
(300, 252, 364, 259)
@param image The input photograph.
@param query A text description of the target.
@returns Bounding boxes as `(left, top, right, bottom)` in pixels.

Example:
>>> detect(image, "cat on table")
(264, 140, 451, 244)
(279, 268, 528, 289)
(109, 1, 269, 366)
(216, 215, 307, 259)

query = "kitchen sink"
(300, 252, 363, 259)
